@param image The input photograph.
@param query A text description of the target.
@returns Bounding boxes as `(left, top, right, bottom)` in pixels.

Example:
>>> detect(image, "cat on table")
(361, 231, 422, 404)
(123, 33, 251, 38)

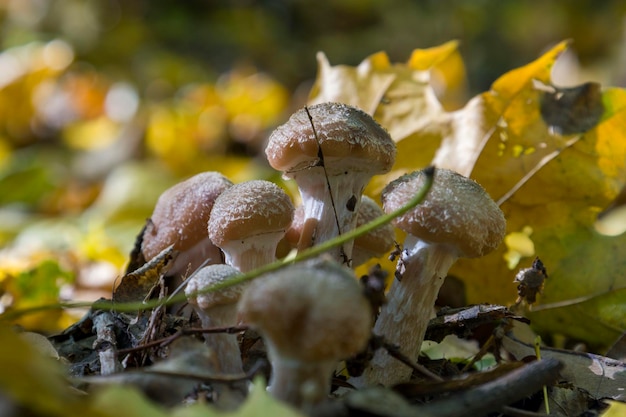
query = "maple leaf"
(310, 40, 626, 348)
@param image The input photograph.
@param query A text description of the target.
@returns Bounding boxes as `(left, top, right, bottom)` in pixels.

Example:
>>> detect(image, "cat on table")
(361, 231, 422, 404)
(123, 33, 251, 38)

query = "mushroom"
(283, 197, 395, 267)
(265, 102, 396, 265)
(185, 263, 246, 373)
(355, 168, 506, 387)
(237, 257, 372, 409)
(352, 195, 396, 267)
(141, 172, 233, 287)
(185, 264, 248, 407)
(208, 180, 294, 273)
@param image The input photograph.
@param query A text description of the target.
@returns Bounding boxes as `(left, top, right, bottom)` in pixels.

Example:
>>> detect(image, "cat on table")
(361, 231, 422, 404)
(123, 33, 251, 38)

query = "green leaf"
(172, 378, 305, 417)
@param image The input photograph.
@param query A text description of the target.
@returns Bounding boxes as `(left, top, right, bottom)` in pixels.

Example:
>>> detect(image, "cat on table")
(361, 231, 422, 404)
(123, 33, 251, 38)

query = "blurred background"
(1, 0, 625, 330)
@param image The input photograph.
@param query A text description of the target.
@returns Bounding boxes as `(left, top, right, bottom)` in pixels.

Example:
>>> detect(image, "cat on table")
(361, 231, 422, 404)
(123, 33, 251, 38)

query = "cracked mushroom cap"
(265, 102, 396, 176)
(381, 168, 506, 258)
(142, 172, 233, 261)
(208, 180, 294, 246)
(237, 258, 372, 362)
(185, 264, 243, 310)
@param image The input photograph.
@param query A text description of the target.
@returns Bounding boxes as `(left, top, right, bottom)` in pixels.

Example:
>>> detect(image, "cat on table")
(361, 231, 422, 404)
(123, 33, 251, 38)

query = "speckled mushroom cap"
(208, 180, 294, 246)
(142, 172, 233, 260)
(185, 264, 243, 310)
(265, 102, 396, 176)
(381, 168, 506, 258)
(354, 196, 395, 258)
(237, 258, 372, 362)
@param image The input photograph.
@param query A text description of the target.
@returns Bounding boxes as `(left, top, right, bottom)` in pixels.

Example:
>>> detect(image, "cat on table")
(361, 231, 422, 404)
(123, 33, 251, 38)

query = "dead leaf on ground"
(502, 334, 626, 401)
(113, 244, 176, 303)
(309, 40, 626, 348)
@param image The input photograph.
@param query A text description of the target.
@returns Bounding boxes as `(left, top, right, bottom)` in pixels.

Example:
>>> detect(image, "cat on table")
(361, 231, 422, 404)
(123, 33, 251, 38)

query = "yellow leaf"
(602, 401, 626, 417)
(64, 117, 120, 150)
(407, 40, 468, 110)
(441, 43, 626, 348)
(309, 50, 395, 115)
(310, 40, 626, 348)
(0, 325, 93, 416)
(309, 44, 458, 196)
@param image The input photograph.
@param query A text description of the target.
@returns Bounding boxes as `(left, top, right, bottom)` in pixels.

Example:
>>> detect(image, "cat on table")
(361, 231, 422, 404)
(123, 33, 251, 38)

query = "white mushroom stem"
(193, 304, 244, 375)
(186, 263, 248, 409)
(291, 166, 368, 263)
(220, 231, 285, 273)
(352, 236, 459, 387)
(266, 342, 337, 409)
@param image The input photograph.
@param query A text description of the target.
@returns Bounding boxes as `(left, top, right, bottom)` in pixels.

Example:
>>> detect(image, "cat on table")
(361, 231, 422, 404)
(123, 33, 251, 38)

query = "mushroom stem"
(267, 342, 336, 409)
(220, 231, 286, 273)
(351, 168, 506, 388)
(292, 168, 368, 262)
(195, 305, 244, 375)
(357, 237, 459, 386)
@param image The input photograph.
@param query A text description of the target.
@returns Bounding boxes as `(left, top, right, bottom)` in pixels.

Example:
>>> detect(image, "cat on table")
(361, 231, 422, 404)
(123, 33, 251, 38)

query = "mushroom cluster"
(132, 102, 506, 410)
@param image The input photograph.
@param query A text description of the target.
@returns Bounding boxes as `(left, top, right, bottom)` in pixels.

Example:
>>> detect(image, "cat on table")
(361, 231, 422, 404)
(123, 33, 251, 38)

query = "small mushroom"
(185, 264, 246, 373)
(265, 102, 396, 264)
(208, 180, 294, 272)
(237, 257, 373, 409)
(355, 168, 506, 387)
(141, 172, 233, 287)
(185, 264, 247, 408)
(351, 195, 396, 267)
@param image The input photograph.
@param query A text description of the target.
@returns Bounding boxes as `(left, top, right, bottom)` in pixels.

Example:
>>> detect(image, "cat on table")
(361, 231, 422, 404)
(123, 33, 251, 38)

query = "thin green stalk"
(1, 167, 434, 319)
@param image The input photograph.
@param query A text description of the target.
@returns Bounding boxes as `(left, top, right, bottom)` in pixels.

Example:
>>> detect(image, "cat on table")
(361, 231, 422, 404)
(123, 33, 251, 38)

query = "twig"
(92, 311, 122, 375)
(117, 325, 248, 356)
(373, 335, 443, 382)
(141, 359, 265, 384)
(417, 358, 562, 417)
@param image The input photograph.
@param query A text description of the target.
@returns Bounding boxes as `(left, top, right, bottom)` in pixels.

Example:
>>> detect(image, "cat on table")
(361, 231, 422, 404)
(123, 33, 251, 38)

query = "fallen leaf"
(113, 244, 176, 303)
(310, 41, 626, 348)
(602, 401, 626, 417)
(502, 334, 626, 401)
(0, 325, 90, 417)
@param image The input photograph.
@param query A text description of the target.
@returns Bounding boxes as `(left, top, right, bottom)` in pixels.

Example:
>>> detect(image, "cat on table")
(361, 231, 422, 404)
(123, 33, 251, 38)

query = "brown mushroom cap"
(381, 168, 506, 258)
(208, 180, 294, 246)
(354, 196, 395, 259)
(265, 102, 396, 176)
(237, 258, 372, 362)
(185, 264, 243, 310)
(142, 172, 233, 260)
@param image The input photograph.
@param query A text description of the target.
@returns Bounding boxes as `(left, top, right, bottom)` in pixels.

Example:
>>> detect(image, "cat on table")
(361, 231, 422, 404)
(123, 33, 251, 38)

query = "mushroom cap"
(208, 180, 294, 246)
(381, 168, 506, 258)
(354, 196, 395, 259)
(265, 102, 396, 176)
(142, 172, 233, 260)
(185, 264, 243, 310)
(237, 258, 372, 362)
